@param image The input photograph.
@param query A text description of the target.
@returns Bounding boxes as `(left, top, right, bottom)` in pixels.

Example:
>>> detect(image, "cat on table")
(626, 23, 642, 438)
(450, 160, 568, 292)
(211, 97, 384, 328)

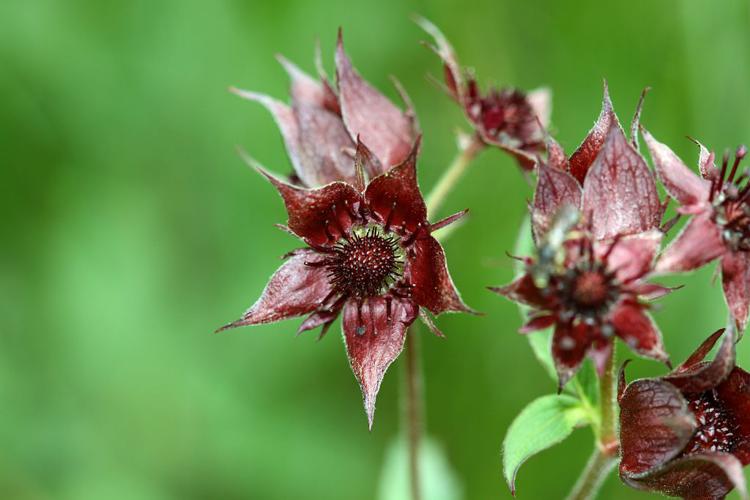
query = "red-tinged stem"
(405, 328, 423, 500)
(425, 134, 484, 217)
(566, 349, 619, 500)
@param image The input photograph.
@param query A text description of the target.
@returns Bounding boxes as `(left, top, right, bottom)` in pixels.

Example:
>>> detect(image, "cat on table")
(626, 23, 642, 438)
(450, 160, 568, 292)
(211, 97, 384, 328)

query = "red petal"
(364, 139, 427, 235)
(407, 236, 471, 315)
(489, 273, 549, 310)
(643, 128, 710, 206)
(217, 250, 332, 331)
(231, 88, 304, 180)
(568, 82, 619, 184)
(611, 303, 669, 363)
(353, 138, 383, 187)
(519, 314, 556, 334)
(295, 102, 358, 186)
(276, 55, 331, 110)
(531, 163, 582, 242)
(260, 169, 361, 247)
(582, 125, 662, 240)
(619, 379, 695, 475)
(601, 230, 662, 283)
(546, 136, 569, 171)
(721, 251, 750, 331)
(716, 367, 750, 465)
(335, 30, 414, 169)
(298, 301, 344, 338)
(342, 296, 418, 429)
(552, 322, 592, 388)
(657, 213, 725, 273)
(664, 322, 736, 393)
(622, 453, 747, 500)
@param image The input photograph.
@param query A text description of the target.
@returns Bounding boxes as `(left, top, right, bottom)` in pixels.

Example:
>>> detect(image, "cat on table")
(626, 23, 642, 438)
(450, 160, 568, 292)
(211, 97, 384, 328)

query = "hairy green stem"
(565, 447, 618, 500)
(405, 329, 423, 500)
(598, 349, 618, 449)
(566, 349, 619, 499)
(425, 134, 484, 216)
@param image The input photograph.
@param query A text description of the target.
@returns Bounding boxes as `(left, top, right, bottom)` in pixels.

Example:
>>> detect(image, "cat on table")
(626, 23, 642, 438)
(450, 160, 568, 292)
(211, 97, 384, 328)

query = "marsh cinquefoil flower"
(619, 325, 750, 499)
(643, 131, 750, 330)
(492, 86, 670, 387)
(221, 32, 471, 428)
(415, 17, 551, 170)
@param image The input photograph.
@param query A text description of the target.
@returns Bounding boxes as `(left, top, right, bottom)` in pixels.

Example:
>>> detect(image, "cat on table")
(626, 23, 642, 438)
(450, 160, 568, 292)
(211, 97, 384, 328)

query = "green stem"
(566, 349, 619, 500)
(565, 447, 617, 500)
(598, 349, 618, 449)
(405, 328, 423, 500)
(425, 134, 484, 216)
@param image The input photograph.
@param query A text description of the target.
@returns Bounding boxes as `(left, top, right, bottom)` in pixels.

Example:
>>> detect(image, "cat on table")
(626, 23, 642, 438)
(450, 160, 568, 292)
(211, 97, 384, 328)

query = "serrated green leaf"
(377, 436, 462, 500)
(502, 394, 588, 494)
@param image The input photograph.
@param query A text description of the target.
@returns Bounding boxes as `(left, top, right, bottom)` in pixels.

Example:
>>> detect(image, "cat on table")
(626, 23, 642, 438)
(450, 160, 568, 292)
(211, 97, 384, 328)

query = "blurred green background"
(2, 0, 750, 498)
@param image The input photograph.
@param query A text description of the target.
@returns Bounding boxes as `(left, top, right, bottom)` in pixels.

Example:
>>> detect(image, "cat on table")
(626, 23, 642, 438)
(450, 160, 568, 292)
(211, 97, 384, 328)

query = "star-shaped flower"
(222, 31, 471, 428)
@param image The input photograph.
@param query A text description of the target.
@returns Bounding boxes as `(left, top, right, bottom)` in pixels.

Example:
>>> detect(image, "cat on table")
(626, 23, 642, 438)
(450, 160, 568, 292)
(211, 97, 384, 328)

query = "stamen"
(720, 149, 730, 186)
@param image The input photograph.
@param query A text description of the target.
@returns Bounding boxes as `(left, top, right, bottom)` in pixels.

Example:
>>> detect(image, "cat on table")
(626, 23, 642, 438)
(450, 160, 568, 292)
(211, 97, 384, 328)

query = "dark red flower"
(618, 324, 750, 499)
(492, 86, 668, 388)
(492, 225, 669, 388)
(643, 130, 750, 330)
(416, 17, 550, 170)
(218, 137, 472, 428)
(531, 84, 663, 243)
(230, 29, 417, 188)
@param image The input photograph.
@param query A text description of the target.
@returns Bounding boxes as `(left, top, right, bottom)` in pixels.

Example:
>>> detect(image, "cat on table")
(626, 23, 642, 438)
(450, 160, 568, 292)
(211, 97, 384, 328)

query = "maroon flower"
(531, 84, 663, 243)
(230, 29, 417, 188)
(416, 17, 550, 170)
(492, 227, 669, 388)
(643, 130, 750, 330)
(492, 86, 669, 387)
(618, 324, 750, 499)
(218, 137, 472, 428)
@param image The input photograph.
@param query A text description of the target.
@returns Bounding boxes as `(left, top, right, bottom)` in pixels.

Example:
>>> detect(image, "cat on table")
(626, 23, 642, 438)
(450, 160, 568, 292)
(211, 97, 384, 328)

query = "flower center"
(325, 227, 403, 298)
(468, 88, 535, 142)
(572, 271, 610, 307)
(683, 391, 739, 455)
(557, 264, 619, 323)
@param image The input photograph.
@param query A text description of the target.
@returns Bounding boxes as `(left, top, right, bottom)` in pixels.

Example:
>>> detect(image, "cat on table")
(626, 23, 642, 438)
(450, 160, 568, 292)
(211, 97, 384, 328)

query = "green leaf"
(502, 394, 588, 494)
(574, 359, 600, 408)
(377, 436, 463, 500)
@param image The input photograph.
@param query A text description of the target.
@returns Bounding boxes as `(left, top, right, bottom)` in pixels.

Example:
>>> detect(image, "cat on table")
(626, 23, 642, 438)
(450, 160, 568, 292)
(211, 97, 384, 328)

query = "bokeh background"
(2, 0, 750, 498)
